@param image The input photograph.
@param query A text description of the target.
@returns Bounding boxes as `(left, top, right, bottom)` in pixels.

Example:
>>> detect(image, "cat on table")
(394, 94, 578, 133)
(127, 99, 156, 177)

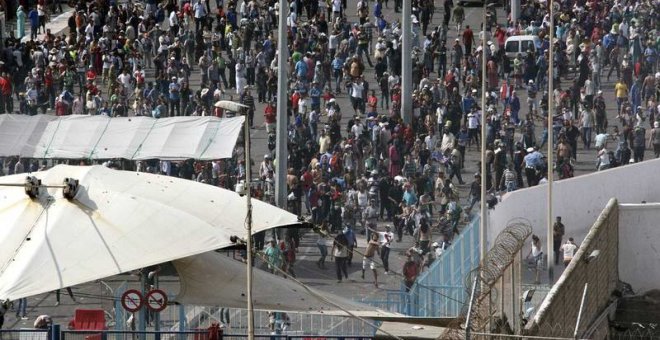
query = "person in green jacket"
(16, 6, 26, 39)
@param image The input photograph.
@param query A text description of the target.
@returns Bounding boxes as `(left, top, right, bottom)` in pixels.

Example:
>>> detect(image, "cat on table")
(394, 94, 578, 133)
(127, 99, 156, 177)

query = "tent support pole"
(244, 115, 255, 340)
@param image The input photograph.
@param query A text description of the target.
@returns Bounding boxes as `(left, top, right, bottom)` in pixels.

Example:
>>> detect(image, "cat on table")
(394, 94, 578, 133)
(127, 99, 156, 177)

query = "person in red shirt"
(0, 74, 12, 113)
(402, 255, 419, 292)
(494, 25, 506, 48)
(86, 66, 97, 82)
(462, 25, 474, 54)
(264, 101, 276, 133)
(367, 90, 378, 112)
(55, 96, 68, 116)
(44, 67, 55, 108)
(290, 90, 300, 114)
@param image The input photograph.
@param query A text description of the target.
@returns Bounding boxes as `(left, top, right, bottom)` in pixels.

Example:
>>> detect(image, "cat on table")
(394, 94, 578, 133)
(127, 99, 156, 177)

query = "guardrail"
(359, 215, 481, 317)
(407, 215, 480, 317)
(0, 329, 372, 340)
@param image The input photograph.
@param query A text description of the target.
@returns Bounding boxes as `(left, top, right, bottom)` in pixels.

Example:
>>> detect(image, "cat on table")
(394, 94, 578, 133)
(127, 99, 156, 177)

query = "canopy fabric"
(0, 115, 244, 160)
(173, 252, 402, 318)
(0, 165, 301, 300)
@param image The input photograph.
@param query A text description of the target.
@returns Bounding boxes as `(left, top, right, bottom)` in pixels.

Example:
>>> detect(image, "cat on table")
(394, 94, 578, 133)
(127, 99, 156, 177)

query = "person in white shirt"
(351, 117, 364, 140)
(560, 238, 578, 267)
(350, 79, 365, 114)
(378, 226, 394, 274)
(298, 95, 309, 115)
(169, 11, 179, 35)
(331, 0, 342, 20)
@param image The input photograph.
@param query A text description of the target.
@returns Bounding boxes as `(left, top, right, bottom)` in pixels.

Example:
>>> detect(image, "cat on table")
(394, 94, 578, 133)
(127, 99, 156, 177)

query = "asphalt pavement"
(2, 0, 641, 332)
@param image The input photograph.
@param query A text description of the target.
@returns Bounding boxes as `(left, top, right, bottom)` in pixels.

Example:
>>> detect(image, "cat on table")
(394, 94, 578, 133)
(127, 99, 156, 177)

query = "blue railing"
(407, 215, 480, 317)
(359, 215, 481, 317)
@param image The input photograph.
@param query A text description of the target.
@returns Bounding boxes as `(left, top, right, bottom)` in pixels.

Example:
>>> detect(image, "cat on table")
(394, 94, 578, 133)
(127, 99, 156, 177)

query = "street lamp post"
(401, 0, 412, 124)
(547, 0, 555, 283)
(275, 0, 289, 210)
(213, 101, 254, 340)
(479, 2, 488, 265)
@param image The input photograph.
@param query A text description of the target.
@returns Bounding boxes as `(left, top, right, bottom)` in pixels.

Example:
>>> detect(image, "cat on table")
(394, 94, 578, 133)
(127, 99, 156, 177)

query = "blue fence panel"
(405, 215, 481, 317)
(357, 216, 481, 317)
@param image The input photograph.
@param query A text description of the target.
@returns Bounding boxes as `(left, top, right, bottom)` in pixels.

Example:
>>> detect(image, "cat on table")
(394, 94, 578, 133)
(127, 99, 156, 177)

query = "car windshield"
(505, 41, 519, 53)
(521, 40, 536, 52)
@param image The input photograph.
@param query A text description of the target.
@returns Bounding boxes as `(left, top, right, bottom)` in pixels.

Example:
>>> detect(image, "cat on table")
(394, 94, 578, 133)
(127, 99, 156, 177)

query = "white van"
(504, 35, 542, 60)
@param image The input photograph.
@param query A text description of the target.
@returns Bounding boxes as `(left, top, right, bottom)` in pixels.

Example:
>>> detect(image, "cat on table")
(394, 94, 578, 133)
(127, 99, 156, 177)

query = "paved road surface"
(2, 0, 645, 332)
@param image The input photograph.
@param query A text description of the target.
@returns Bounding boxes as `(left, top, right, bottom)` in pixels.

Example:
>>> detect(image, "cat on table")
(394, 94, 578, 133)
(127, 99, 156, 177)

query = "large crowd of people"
(0, 0, 658, 291)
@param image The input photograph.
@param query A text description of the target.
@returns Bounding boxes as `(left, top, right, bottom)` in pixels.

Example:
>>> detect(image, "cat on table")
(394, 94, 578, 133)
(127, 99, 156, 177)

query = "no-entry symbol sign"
(145, 289, 168, 312)
(121, 289, 143, 312)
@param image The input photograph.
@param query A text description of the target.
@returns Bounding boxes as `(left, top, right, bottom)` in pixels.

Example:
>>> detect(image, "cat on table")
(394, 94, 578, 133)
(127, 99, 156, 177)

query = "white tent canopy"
(0, 115, 244, 160)
(0, 165, 301, 300)
(174, 252, 400, 317)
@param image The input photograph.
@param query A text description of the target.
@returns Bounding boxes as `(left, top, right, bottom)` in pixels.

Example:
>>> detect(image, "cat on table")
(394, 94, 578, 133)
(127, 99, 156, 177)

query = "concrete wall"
(488, 158, 660, 253)
(618, 203, 660, 294)
(525, 199, 619, 337)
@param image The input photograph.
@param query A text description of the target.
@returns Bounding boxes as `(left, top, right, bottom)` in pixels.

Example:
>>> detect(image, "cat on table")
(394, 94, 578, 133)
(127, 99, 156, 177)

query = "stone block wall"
(524, 198, 619, 337)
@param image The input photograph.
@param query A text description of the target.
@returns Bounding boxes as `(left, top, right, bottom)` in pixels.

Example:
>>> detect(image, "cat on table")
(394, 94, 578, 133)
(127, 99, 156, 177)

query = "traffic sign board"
(145, 289, 168, 312)
(121, 289, 143, 312)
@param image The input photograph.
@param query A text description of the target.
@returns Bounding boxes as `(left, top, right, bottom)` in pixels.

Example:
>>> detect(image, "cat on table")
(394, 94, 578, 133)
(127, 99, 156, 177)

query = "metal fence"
(407, 215, 481, 317)
(0, 330, 372, 340)
(356, 215, 481, 317)
(165, 307, 376, 337)
(0, 329, 49, 340)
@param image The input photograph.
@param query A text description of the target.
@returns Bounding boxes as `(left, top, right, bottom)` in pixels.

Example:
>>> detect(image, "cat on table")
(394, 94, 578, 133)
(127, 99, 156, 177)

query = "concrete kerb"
(20, 8, 75, 43)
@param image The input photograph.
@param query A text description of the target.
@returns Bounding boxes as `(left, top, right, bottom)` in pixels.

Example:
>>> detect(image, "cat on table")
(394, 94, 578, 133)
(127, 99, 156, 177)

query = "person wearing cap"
(168, 76, 181, 117)
(523, 147, 543, 187)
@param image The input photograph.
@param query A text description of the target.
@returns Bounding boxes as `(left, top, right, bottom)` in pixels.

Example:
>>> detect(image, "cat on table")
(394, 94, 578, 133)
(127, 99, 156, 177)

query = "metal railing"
(0, 329, 50, 340)
(357, 215, 481, 317)
(167, 307, 376, 337)
(406, 214, 480, 317)
(0, 329, 372, 340)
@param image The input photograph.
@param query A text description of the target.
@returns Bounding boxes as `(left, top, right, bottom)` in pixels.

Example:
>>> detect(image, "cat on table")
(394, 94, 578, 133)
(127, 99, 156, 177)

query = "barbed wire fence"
(440, 218, 533, 340)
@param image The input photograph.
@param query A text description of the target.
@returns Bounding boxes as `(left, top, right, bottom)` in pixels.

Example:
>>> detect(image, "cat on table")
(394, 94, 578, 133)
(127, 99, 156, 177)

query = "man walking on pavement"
(362, 233, 381, 287)
(379, 226, 394, 274)
(553, 216, 565, 266)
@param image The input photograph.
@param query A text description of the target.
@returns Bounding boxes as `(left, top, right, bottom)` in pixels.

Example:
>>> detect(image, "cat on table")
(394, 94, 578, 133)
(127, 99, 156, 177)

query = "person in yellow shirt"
(614, 78, 628, 114)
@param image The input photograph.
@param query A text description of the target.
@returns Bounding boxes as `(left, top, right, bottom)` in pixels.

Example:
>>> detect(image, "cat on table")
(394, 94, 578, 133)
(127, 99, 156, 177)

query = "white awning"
(0, 115, 244, 160)
(174, 251, 401, 318)
(0, 165, 301, 300)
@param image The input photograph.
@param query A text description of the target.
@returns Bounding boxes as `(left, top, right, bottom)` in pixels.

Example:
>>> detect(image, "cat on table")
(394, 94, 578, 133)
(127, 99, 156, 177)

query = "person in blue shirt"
(331, 55, 345, 93)
(28, 7, 39, 40)
(523, 147, 543, 187)
(343, 226, 358, 266)
(462, 90, 476, 114)
(373, 0, 382, 20)
(295, 58, 308, 81)
(309, 82, 321, 111)
(168, 77, 181, 116)
(402, 184, 418, 207)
